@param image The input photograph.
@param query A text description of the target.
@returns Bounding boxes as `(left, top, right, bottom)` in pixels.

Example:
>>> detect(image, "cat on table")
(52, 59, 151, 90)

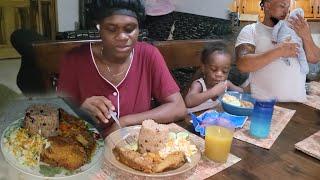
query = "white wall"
(309, 22, 320, 47)
(56, 0, 79, 32)
(172, 0, 233, 19)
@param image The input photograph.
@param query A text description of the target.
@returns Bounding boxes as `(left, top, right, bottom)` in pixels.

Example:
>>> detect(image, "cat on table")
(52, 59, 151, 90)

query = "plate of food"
(220, 91, 255, 116)
(0, 104, 104, 178)
(105, 119, 200, 178)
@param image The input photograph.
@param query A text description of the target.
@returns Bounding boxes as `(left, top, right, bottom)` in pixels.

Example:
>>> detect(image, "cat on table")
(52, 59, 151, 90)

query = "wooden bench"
(32, 39, 229, 92)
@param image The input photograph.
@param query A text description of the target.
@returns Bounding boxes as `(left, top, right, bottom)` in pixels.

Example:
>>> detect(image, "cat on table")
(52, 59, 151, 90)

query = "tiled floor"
(0, 59, 21, 94)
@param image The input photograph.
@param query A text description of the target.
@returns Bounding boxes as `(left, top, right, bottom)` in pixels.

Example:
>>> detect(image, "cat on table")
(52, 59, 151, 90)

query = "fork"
(224, 80, 228, 93)
(109, 110, 136, 146)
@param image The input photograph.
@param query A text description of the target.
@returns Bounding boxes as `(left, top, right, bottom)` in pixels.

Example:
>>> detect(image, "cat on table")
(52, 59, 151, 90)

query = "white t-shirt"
(235, 22, 306, 102)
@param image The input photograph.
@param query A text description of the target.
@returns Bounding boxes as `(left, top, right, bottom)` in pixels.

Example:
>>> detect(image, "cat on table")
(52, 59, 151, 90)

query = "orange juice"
(205, 125, 234, 163)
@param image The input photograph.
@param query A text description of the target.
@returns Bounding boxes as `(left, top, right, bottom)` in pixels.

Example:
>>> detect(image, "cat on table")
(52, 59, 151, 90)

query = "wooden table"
(176, 103, 320, 180)
(1, 98, 319, 179)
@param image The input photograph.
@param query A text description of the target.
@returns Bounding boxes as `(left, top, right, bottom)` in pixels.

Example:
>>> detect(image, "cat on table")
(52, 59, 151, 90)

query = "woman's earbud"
(96, 24, 100, 31)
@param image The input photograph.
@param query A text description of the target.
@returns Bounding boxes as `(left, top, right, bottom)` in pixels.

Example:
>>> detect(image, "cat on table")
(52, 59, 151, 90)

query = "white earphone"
(96, 24, 100, 31)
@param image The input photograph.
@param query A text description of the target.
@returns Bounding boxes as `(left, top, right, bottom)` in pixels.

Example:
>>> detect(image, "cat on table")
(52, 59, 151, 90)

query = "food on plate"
(4, 128, 49, 167)
(222, 94, 253, 108)
(159, 131, 197, 160)
(41, 136, 87, 170)
(24, 104, 59, 138)
(113, 146, 161, 173)
(138, 119, 169, 153)
(3, 104, 99, 173)
(113, 119, 197, 173)
(152, 151, 185, 173)
(58, 109, 96, 157)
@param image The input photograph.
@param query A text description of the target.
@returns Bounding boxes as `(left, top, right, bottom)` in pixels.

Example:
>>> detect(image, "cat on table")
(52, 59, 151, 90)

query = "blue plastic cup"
(249, 99, 276, 138)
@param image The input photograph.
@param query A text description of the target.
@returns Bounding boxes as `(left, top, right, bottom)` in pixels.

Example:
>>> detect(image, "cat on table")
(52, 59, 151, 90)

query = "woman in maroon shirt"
(57, 0, 186, 136)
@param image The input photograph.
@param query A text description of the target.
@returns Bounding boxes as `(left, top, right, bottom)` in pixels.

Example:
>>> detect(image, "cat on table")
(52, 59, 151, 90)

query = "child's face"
(202, 53, 231, 88)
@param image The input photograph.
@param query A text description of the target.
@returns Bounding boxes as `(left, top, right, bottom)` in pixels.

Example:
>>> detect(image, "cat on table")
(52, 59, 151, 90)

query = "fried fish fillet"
(58, 108, 96, 157)
(113, 147, 186, 173)
(41, 136, 87, 170)
(153, 151, 186, 173)
(113, 147, 155, 173)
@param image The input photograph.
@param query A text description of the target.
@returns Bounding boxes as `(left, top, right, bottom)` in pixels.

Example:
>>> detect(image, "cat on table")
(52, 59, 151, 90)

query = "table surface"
(177, 102, 320, 180)
(0, 97, 319, 180)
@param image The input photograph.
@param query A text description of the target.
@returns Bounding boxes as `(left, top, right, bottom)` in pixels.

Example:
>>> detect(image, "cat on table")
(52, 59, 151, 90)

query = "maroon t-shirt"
(57, 42, 180, 117)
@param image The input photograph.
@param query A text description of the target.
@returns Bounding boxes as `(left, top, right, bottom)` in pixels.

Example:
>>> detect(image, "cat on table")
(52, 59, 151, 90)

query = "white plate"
(1, 118, 104, 179)
(105, 125, 201, 178)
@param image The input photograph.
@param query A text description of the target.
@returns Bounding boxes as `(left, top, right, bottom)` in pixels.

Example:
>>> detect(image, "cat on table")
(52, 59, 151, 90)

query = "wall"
(172, 0, 232, 19)
(56, 0, 79, 32)
(55, 0, 233, 31)
(309, 22, 320, 47)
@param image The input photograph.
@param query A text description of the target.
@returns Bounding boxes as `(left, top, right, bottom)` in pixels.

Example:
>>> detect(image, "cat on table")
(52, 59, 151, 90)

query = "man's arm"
(289, 14, 320, 63)
(236, 42, 299, 73)
(119, 92, 187, 126)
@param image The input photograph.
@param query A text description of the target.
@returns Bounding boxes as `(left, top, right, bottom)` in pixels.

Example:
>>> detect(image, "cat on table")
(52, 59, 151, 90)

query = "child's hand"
(226, 80, 244, 93)
(209, 81, 227, 97)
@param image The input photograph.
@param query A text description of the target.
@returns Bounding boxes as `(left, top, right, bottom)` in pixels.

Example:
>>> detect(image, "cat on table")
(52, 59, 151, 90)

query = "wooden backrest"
(32, 39, 224, 92)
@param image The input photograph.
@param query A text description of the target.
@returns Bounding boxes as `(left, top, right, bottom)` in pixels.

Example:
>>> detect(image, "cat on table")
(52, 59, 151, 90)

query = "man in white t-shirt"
(236, 0, 320, 102)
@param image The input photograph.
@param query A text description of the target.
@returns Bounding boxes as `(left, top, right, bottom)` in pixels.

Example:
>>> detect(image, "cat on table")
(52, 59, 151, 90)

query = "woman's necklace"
(100, 47, 133, 77)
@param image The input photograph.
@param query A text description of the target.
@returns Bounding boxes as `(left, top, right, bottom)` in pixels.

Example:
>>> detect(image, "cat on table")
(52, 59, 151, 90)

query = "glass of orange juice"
(205, 119, 234, 163)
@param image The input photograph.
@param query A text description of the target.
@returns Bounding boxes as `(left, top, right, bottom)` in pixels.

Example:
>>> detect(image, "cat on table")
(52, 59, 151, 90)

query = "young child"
(185, 41, 243, 108)
(272, 8, 308, 74)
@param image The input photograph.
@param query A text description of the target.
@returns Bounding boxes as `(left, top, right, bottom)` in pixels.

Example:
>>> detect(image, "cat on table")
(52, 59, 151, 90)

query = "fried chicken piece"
(113, 147, 186, 173)
(58, 108, 96, 158)
(113, 147, 155, 173)
(41, 136, 87, 170)
(153, 151, 186, 173)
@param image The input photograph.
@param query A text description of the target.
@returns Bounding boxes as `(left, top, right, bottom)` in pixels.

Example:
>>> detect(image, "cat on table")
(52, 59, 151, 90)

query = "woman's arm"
(289, 14, 320, 63)
(120, 92, 187, 126)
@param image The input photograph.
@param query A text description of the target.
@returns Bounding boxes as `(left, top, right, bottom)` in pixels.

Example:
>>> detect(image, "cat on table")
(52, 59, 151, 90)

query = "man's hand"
(288, 14, 310, 40)
(276, 41, 299, 58)
(289, 14, 320, 63)
(80, 96, 115, 124)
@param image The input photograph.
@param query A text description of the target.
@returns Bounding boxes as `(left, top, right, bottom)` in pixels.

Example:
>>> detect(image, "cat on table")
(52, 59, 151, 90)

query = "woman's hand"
(80, 96, 115, 123)
(288, 14, 310, 40)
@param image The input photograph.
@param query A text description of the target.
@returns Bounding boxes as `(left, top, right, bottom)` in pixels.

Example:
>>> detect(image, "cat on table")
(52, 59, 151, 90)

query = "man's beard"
(270, 17, 280, 25)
